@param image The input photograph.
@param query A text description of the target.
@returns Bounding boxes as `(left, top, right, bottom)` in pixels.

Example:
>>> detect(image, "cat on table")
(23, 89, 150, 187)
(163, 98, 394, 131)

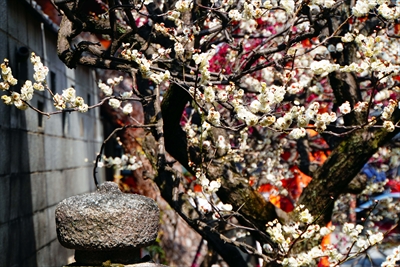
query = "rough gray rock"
(55, 182, 160, 264)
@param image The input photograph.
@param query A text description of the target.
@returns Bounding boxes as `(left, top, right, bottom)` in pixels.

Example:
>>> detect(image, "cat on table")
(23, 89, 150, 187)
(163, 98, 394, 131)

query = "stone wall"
(0, 0, 104, 266)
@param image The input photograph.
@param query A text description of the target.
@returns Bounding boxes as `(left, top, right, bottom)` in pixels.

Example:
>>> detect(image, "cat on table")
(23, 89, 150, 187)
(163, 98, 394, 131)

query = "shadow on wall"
(0, 109, 38, 266)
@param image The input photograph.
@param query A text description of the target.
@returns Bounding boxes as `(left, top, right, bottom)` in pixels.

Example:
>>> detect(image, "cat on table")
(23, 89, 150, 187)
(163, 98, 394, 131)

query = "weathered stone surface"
(55, 182, 160, 251)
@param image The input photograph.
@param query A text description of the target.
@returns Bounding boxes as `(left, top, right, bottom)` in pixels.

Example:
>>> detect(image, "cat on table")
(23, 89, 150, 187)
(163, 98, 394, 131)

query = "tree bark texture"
(299, 122, 400, 225)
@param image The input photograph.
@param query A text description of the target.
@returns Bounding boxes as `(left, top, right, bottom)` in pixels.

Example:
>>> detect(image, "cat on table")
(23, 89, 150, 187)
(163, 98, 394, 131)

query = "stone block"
(33, 209, 50, 249)
(0, 130, 11, 176)
(44, 113, 63, 138)
(44, 135, 63, 170)
(30, 172, 47, 212)
(46, 170, 68, 206)
(56, 182, 160, 265)
(27, 18, 42, 54)
(19, 215, 38, 258)
(9, 129, 30, 174)
(49, 239, 74, 267)
(8, 1, 28, 45)
(9, 173, 33, 220)
(28, 133, 46, 173)
(0, 1, 7, 33)
(8, 216, 36, 266)
(0, 223, 9, 266)
(36, 244, 51, 267)
(0, 176, 10, 224)
(65, 167, 92, 198)
(0, 93, 11, 129)
(24, 107, 39, 133)
(47, 204, 58, 242)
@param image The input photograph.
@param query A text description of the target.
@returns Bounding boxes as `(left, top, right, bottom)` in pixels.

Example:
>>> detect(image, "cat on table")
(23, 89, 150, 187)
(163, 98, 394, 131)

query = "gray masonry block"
(44, 30, 59, 61)
(10, 105, 28, 131)
(47, 204, 58, 242)
(44, 135, 63, 170)
(30, 172, 48, 213)
(0, 130, 11, 176)
(0, 30, 8, 72)
(44, 113, 63, 137)
(0, 176, 10, 224)
(24, 108, 39, 133)
(28, 133, 46, 173)
(8, 216, 36, 266)
(50, 239, 74, 267)
(9, 173, 33, 220)
(46, 170, 66, 206)
(19, 215, 38, 259)
(0, 95, 11, 130)
(27, 16, 42, 54)
(67, 139, 89, 168)
(9, 129, 31, 174)
(65, 167, 93, 198)
(0, 1, 7, 33)
(33, 209, 50, 249)
(8, 1, 28, 45)
(36, 244, 51, 267)
(0, 223, 9, 266)
(22, 255, 38, 267)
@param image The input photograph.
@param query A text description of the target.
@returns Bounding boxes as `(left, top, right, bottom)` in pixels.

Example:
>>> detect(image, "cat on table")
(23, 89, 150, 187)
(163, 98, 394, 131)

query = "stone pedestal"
(56, 182, 162, 266)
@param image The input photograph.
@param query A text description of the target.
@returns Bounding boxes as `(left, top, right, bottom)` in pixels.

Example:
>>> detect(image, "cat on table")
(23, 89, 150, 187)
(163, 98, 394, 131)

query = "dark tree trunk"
(299, 123, 400, 225)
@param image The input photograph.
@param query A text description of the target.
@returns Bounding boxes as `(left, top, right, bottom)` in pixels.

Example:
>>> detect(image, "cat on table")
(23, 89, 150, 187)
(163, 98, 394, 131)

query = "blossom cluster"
(100, 154, 143, 171)
(352, 0, 400, 20)
(266, 206, 337, 266)
(98, 77, 135, 115)
(195, 169, 221, 194)
(0, 54, 94, 113)
(266, 206, 386, 266)
(51, 87, 88, 112)
(382, 246, 400, 267)
(121, 43, 170, 84)
(0, 53, 51, 110)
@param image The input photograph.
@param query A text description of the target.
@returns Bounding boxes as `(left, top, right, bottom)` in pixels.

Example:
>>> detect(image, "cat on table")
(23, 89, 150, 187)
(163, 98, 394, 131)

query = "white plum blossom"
(122, 103, 133, 115)
(204, 86, 215, 103)
(1, 95, 12, 105)
(259, 116, 276, 127)
(109, 99, 121, 109)
(378, 4, 395, 20)
(207, 108, 221, 125)
(383, 120, 395, 132)
(249, 99, 261, 113)
(53, 93, 66, 110)
(31, 53, 49, 83)
(216, 135, 229, 150)
(174, 42, 185, 58)
(352, 0, 372, 17)
(281, 0, 295, 14)
(175, 0, 192, 12)
(78, 103, 89, 113)
(310, 60, 340, 76)
(382, 246, 400, 267)
(62, 87, 76, 103)
(289, 128, 307, 139)
(99, 81, 113, 96)
(121, 91, 133, 99)
(20, 80, 34, 101)
(354, 101, 369, 112)
(228, 10, 242, 21)
(339, 101, 351, 114)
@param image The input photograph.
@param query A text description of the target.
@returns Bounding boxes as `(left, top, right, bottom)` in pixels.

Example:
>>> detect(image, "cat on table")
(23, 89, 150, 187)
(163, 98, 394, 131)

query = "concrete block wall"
(0, 1, 105, 266)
